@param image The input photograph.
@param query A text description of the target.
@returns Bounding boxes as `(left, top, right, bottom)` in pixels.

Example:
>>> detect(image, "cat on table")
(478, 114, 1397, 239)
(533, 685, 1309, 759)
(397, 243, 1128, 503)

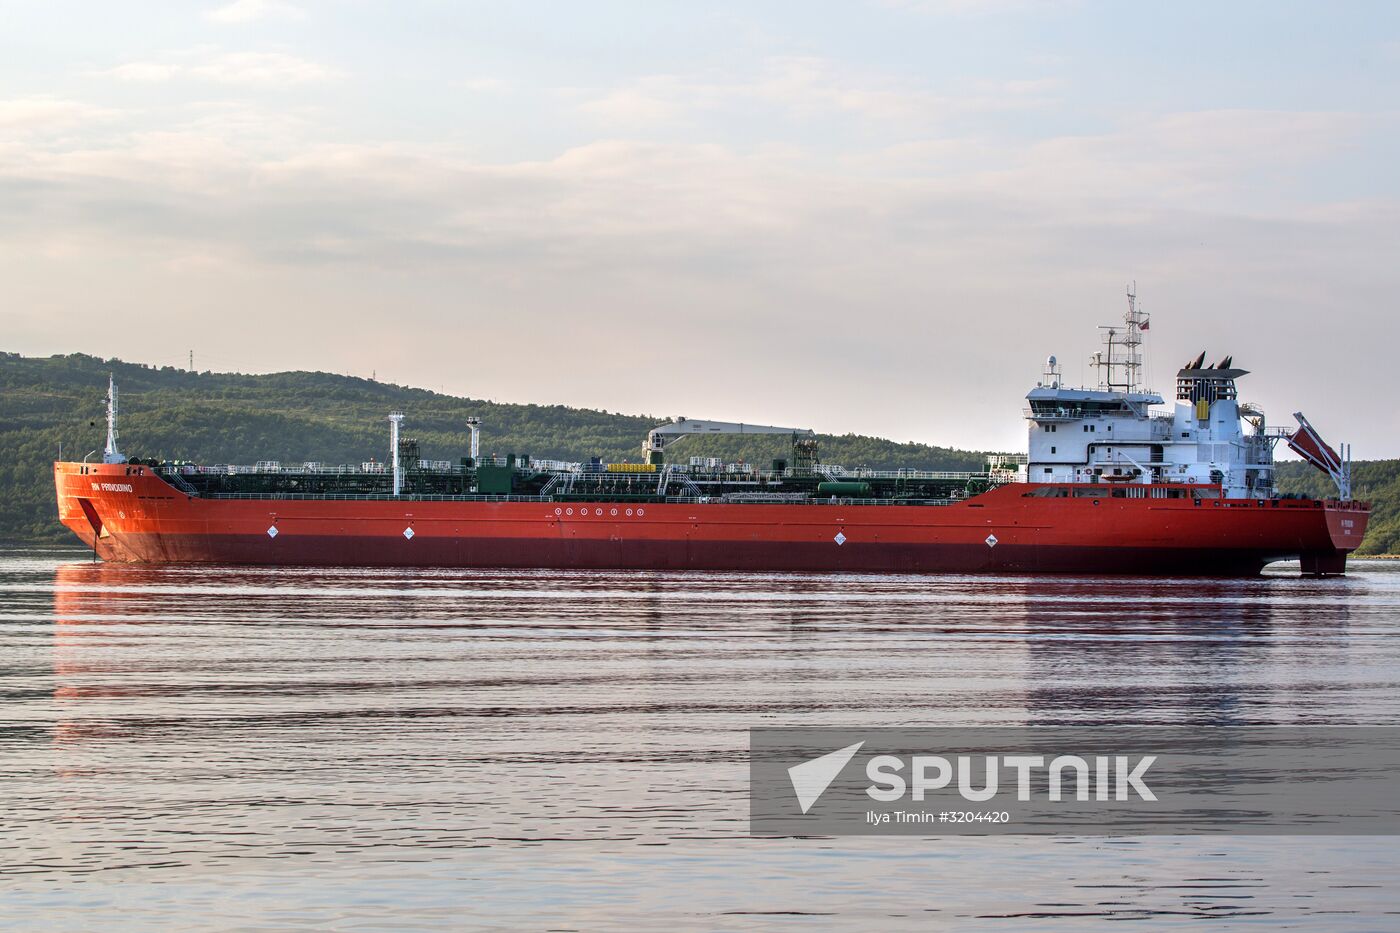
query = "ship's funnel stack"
(1176, 356, 1247, 422)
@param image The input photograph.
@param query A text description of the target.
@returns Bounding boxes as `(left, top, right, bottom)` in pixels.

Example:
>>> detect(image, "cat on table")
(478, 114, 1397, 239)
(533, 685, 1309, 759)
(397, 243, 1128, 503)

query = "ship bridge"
(1025, 386, 1163, 422)
(1021, 287, 1280, 499)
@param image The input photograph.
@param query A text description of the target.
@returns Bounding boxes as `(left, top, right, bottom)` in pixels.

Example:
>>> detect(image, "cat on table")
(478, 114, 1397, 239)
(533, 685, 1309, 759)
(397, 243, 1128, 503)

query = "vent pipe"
(466, 417, 481, 462)
(388, 411, 405, 496)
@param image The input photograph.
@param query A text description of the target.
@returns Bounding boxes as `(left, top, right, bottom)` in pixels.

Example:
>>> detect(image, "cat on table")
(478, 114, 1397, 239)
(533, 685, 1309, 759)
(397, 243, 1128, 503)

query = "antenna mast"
(102, 374, 124, 464)
(1093, 282, 1150, 392)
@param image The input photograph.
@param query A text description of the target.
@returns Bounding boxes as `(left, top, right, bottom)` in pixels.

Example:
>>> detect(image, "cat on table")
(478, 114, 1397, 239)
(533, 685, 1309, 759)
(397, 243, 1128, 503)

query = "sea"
(2, 548, 1399, 930)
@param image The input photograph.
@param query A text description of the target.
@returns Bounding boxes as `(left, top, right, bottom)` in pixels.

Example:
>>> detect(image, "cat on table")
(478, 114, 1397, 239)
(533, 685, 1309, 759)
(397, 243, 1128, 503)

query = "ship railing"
(202, 493, 557, 502)
(663, 496, 959, 506)
(189, 463, 464, 476)
(1022, 407, 1083, 422)
(197, 491, 966, 506)
(1024, 408, 1176, 431)
(532, 459, 582, 472)
(154, 467, 200, 495)
(819, 469, 989, 481)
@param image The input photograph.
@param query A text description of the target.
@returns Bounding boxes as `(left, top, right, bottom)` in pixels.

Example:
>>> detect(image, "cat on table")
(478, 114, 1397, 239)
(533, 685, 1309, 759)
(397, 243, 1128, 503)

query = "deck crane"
(643, 417, 819, 473)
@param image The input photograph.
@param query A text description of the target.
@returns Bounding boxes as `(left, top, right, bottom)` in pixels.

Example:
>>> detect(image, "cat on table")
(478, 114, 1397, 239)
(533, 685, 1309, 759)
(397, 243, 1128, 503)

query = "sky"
(3, 0, 1398, 456)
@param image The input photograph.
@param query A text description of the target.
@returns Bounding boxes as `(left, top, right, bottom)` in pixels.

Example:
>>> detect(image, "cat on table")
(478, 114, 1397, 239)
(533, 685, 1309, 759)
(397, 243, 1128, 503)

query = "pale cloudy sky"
(3, 1, 1398, 455)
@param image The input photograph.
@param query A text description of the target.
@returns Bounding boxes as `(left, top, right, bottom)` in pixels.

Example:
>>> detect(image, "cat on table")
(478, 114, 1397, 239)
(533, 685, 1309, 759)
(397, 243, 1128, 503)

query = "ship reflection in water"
(4, 551, 1400, 929)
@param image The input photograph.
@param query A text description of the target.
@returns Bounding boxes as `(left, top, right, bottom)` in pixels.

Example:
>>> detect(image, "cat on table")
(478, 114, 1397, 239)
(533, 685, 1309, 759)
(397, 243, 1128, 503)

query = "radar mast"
(1092, 282, 1150, 392)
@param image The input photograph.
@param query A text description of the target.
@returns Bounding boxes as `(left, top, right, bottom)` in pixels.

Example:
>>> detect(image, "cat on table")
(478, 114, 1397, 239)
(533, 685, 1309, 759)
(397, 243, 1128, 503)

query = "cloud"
(577, 57, 1061, 128)
(191, 51, 339, 84)
(206, 0, 305, 24)
(94, 50, 340, 86)
(0, 98, 116, 132)
(0, 106, 1375, 268)
(578, 81, 687, 123)
(968, 109, 1374, 206)
(101, 62, 182, 82)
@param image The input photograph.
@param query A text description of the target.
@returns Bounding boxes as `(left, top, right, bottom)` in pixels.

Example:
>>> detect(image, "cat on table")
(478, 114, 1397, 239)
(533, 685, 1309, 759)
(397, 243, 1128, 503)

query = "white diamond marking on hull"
(266, 525, 278, 538)
(403, 527, 415, 540)
(834, 532, 847, 546)
(985, 533, 998, 548)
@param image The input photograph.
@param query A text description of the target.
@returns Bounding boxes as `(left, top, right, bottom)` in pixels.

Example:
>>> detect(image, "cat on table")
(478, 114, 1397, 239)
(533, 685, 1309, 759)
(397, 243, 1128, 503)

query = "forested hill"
(0, 352, 989, 543)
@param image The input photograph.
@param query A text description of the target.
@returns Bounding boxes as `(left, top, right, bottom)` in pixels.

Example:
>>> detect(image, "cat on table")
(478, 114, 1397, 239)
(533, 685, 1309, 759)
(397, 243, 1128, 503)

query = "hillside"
(0, 352, 989, 544)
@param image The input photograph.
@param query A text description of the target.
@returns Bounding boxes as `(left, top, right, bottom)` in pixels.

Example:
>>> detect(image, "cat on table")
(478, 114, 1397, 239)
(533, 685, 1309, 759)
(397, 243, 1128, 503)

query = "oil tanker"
(53, 293, 1369, 575)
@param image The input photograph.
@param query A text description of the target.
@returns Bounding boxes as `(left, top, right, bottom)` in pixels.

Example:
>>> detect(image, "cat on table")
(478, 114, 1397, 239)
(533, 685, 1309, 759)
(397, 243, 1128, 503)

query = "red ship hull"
(54, 462, 1369, 576)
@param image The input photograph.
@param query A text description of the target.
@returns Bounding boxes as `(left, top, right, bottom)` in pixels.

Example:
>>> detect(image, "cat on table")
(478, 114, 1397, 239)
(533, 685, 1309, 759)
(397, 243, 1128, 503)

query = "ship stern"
(1298, 501, 1370, 576)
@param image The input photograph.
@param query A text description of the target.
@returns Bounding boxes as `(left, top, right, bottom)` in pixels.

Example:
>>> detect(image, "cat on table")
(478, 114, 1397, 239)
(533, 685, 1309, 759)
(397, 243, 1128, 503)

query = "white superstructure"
(1024, 287, 1275, 499)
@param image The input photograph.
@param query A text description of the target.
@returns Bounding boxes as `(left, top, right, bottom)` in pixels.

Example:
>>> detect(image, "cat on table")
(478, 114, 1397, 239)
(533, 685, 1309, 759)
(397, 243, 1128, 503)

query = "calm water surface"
(2, 549, 1399, 930)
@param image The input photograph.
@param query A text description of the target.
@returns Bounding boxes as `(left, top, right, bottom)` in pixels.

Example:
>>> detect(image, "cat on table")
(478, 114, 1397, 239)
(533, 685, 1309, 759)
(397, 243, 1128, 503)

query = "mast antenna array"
(1092, 281, 1150, 392)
